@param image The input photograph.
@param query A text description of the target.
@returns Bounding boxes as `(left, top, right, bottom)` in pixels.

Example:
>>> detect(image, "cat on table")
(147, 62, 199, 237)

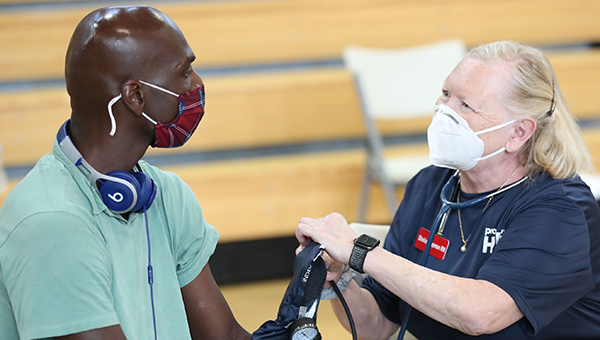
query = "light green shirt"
(0, 139, 219, 339)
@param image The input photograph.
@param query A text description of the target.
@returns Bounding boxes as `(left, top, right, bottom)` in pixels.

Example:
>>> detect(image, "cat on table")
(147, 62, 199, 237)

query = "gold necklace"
(457, 168, 519, 253)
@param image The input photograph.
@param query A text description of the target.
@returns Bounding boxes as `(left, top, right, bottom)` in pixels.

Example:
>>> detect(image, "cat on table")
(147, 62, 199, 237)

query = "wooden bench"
(1, 0, 600, 237)
(3, 123, 600, 242)
(0, 0, 599, 82)
(0, 0, 83, 3)
(0, 144, 427, 240)
(1, 50, 599, 167)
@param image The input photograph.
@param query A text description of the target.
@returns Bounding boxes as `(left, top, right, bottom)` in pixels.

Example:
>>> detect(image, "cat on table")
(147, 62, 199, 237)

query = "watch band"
(349, 244, 369, 274)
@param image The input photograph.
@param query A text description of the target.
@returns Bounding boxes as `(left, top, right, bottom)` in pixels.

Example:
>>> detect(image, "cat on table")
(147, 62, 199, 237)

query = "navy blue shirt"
(362, 166, 600, 339)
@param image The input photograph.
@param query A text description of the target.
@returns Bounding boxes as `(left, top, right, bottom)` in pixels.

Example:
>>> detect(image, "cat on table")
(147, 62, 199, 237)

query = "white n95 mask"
(427, 104, 517, 171)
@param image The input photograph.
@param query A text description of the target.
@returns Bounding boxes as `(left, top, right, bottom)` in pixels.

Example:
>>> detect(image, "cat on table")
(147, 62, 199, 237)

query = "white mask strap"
(138, 81, 178, 127)
(108, 80, 179, 137)
(475, 118, 518, 136)
(138, 80, 178, 97)
(107, 80, 177, 136)
(473, 119, 517, 161)
(141, 112, 158, 125)
(107, 94, 121, 136)
(477, 147, 506, 161)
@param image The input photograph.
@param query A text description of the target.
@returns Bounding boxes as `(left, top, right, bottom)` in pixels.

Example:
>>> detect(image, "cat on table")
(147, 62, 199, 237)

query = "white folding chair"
(344, 40, 467, 222)
(349, 222, 390, 244)
(578, 172, 600, 202)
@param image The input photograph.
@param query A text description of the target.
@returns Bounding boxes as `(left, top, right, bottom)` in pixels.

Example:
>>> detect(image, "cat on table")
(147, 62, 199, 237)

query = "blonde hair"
(467, 41, 592, 179)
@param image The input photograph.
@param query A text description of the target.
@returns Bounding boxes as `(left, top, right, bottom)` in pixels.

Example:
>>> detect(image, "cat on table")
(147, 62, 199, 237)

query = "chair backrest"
(578, 172, 600, 201)
(343, 39, 467, 120)
(349, 222, 391, 244)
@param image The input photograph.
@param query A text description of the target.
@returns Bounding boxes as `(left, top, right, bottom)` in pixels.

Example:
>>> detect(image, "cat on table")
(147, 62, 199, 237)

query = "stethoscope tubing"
(397, 171, 527, 339)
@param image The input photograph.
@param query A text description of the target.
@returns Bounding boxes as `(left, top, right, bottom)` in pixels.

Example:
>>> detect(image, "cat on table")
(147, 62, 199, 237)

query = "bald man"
(0, 6, 251, 340)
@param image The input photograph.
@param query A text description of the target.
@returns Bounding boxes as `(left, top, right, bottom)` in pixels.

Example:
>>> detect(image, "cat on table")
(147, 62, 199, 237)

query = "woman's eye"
(463, 102, 471, 110)
(442, 90, 449, 97)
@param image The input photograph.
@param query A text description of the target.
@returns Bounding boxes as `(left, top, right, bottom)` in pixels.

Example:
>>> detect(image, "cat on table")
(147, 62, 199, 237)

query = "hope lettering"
(482, 228, 505, 253)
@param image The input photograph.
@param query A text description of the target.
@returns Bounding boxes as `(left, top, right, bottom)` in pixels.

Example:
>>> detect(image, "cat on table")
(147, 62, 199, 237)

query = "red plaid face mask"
(107, 80, 205, 148)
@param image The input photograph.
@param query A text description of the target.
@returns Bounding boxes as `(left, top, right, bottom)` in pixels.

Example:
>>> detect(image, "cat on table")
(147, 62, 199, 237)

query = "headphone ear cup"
(100, 170, 140, 214)
(131, 171, 157, 213)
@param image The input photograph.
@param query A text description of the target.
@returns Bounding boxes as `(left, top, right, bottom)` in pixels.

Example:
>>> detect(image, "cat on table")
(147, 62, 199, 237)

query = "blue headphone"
(57, 120, 157, 214)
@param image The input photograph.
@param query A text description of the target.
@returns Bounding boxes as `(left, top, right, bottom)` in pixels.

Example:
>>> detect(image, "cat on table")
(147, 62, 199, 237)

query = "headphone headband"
(56, 120, 156, 214)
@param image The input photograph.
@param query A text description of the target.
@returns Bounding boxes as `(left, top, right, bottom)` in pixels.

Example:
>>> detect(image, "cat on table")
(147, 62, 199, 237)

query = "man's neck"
(70, 126, 148, 174)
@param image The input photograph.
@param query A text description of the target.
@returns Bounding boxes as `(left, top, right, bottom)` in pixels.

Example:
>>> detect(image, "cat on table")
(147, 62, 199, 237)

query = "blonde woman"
(297, 41, 600, 339)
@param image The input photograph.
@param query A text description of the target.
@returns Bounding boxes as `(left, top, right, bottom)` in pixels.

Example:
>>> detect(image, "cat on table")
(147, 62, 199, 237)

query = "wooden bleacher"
(2, 50, 600, 165)
(1, 0, 600, 82)
(1, 0, 600, 243)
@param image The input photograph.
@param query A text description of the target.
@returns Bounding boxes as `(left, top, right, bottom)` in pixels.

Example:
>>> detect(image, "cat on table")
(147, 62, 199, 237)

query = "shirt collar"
(52, 137, 127, 221)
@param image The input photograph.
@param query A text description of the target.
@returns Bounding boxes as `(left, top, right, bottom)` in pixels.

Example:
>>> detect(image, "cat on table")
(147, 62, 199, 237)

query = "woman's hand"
(296, 212, 356, 265)
(295, 244, 345, 288)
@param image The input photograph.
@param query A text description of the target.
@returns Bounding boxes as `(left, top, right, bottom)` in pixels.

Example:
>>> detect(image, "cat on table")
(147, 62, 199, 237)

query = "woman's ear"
(120, 80, 145, 117)
(506, 117, 536, 153)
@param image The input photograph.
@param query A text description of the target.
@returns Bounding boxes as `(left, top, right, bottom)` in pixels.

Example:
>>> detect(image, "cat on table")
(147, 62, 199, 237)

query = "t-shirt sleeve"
(1, 212, 119, 340)
(165, 175, 219, 288)
(477, 195, 595, 335)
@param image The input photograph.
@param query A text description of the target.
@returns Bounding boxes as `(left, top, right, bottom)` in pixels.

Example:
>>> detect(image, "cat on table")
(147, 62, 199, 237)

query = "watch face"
(356, 234, 380, 248)
(291, 326, 319, 340)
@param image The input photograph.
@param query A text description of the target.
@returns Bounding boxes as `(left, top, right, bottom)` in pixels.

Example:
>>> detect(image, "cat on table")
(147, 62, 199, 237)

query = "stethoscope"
(397, 170, 528, 339)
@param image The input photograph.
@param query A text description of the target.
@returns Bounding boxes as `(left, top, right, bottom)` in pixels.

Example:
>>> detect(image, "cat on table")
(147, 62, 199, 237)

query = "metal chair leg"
(378, 164, 399, 219)
(357, 163, 371, 223)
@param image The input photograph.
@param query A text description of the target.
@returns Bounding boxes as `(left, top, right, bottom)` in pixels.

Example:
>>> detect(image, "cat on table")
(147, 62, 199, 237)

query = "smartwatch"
(349, 234, 380, 273)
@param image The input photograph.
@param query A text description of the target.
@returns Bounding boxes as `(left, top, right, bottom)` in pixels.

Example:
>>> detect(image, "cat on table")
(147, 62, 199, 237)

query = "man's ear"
(120, 80, 145, 117)
(506, 117, 537, 153)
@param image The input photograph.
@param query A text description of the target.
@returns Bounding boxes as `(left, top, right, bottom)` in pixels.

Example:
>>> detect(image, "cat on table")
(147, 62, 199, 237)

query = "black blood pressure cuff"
(252, 242, 327, 340)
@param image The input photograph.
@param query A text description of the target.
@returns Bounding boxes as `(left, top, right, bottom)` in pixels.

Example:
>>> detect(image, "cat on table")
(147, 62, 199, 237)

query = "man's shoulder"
(3, 154, 73, 208)
(0, 154, 88, 243)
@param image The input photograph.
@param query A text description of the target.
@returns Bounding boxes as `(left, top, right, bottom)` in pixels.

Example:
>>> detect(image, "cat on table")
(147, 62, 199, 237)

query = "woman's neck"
(459, 156, 527, 193)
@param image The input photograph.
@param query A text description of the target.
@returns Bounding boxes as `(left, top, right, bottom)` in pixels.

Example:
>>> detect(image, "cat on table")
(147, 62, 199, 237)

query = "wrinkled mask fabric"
(107, 80, 205, 148)
(427, 104, 517, 171)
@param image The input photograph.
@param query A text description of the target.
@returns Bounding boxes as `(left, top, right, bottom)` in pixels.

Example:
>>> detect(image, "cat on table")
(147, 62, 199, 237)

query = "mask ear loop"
(476, 146, 507, 162)
(138, 80, 180, 126)
(107, 94, 122, 136)
(474, 118, 518, 136)
(141, 112, 158, 125)
(138, 80, 179, 97)
(107, 80, 179, 136)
